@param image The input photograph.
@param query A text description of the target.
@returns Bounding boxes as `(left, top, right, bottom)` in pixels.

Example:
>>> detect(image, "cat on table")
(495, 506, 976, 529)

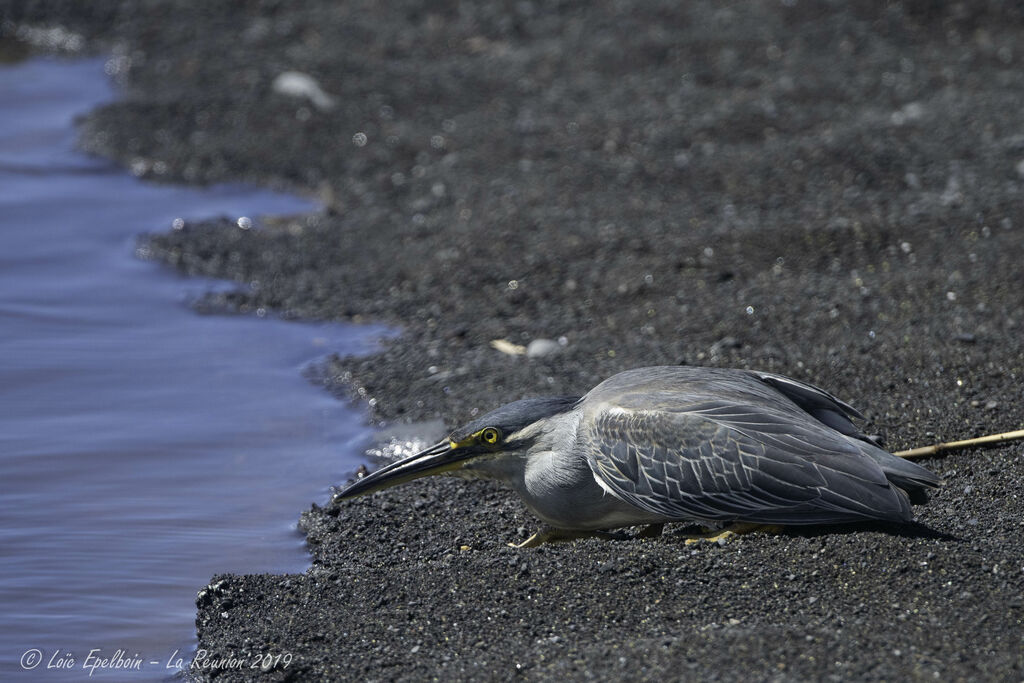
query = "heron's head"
(337, 395, 580, 499)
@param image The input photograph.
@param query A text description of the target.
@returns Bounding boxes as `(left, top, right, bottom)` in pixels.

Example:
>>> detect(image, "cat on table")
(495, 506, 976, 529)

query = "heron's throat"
(456, 447, 530, 483)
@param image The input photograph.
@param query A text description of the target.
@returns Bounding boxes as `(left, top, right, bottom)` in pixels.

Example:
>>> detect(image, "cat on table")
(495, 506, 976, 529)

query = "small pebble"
(271, 71, 337, 111)
(526, 338, 561, 358)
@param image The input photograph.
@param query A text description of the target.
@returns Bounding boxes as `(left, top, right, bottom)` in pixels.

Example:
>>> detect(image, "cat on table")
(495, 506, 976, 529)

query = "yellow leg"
(509, 527, 624, 548)
(682, 522, 782, 545)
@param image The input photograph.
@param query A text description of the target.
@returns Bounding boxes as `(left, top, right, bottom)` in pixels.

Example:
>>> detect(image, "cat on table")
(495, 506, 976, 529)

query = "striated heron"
(338, 367, 940, 547)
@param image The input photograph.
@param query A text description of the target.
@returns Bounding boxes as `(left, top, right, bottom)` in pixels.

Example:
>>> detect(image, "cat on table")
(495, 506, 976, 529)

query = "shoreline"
(7, 2, 1024, 679)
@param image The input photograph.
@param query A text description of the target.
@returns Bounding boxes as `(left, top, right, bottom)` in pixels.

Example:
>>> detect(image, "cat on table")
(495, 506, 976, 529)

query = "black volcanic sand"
(7, 2, 1024, 679)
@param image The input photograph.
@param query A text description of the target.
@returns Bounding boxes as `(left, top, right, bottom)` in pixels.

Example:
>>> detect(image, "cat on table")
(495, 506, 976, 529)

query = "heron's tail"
(864, 445, 941, 504)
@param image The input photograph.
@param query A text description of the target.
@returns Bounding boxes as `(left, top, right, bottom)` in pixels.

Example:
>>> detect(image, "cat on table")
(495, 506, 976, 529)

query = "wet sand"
(8, 2, 1024, 679)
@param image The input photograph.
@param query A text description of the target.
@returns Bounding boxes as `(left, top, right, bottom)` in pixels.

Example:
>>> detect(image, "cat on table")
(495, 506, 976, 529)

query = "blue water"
(0, 56, 385, 678)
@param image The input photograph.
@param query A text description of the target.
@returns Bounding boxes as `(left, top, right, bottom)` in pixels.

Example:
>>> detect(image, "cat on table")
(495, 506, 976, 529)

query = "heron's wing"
(746, 372, 939, 498)
(748, 371, 867, 439)
(581, 401, 915, 525)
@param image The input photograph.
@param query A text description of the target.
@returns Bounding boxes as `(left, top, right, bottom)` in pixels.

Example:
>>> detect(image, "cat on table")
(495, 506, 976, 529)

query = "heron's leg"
(509, 526, 626, 548)
(682, 522, 782, 545)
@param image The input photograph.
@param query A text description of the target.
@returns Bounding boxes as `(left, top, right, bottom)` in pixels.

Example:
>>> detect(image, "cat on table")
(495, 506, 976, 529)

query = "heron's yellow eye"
(479, 427, 501, 445)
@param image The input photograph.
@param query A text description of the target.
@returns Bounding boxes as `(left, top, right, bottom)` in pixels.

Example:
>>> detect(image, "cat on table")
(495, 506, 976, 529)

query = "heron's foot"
(682, 522, 782, 546)
(509, 527, 626, 548)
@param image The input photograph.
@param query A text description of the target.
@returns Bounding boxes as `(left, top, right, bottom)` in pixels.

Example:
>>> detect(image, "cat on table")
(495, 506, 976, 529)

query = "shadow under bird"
(338, 366, 940, 547)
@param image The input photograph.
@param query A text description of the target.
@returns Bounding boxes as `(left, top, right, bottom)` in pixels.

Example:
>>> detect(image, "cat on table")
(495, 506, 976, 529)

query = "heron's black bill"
(337, 440, 470, 499)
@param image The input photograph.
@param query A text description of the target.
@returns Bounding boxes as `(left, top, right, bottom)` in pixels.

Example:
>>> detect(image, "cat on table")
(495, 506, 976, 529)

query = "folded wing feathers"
(584, 401, 920, 525)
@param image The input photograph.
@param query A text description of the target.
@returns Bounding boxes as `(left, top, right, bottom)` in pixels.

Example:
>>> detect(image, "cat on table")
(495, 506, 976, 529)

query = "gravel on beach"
(6, 1, 1024, 679)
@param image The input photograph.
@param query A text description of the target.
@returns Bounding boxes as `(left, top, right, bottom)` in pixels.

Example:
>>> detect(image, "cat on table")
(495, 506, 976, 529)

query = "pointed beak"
(337, 439, 476, 499)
